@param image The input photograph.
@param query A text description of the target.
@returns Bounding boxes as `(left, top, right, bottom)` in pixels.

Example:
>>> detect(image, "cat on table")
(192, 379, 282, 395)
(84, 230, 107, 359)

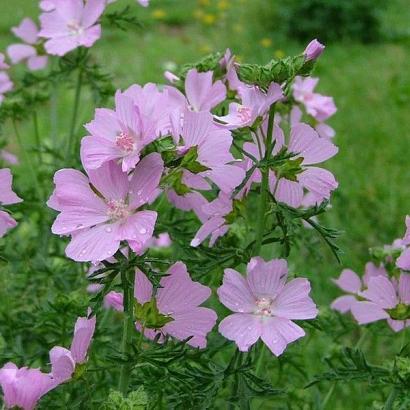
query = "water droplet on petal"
(140, 228, 147, 234)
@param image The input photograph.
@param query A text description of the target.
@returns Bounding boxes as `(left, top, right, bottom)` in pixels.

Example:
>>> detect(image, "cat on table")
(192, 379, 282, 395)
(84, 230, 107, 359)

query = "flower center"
(255, 297, 273, 316)
(237, 105, 252, 123)
(67, 21, 84, 37)
(116, 131, 135, 153)
(106, 199, 129, 221)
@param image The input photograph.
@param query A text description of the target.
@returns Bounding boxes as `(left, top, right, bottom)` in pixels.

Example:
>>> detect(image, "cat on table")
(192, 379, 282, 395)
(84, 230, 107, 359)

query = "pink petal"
(81, 0, 105, 28)
(185, 69, 226, 112)
(85, 108, 120, 141)
(399, 273, 410, 304)
(12, 18, 38, 44)
(332, 269, 361, 293)
(360, 276, 398, 309)
(397, 248, 410, 271)
(128, 153, 164, 208)
(0, 211, 17, 238)
(387, 318, 406, 332)
(315, 123, 335, 139)
(246, 257, 288, 299)
(70, 314, 96, 364)
(80, 136, 121, 170)
(49, 346, 75, 383)
(79, 24, 102, 48)
(44, 36, 79, 57)
(134, 269, 153, 304)
(261, 317, 305, 356)
(363, 262, 387, 286)
(118, 210, 157, 248)
(289, 123, 338, 165)
(104, 291, 124, 311)
(181, 110, 212, 147)
(218, 313, 262, 351)
(204, 164, 246, 193)
(331, 295, 357, 313)
(298, 167, 338, 200)
(217, 268, 256, 313)
(272, 278, 318, 320)
(157, 262, 212, 314)
(27, 55, 48, 71)
(88, 161, 128, 202)
(48, 169, 107, 213)
(65, 223, 121, 262)
(7, 44, 36, 64)
(0, 169, 22, 205)
(190, 216, 225, 247)
(163, 307, 217, 348)
(272, 176, 304, 207)
(167, 190, 209, 223)
(351, 301, 389, 325)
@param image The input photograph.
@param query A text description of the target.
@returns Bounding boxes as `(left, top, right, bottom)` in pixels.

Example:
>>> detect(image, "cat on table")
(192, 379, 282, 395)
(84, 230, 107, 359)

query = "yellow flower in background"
(236, 55, 243, 63)
(217, 0, 229, 10)
(274, 49, 285, 59)
(199, 44, 213, 54)
(152, 9, 166, 19)
(260, 38, 272, 48)
(193, 9, 204, 19)
(199, 0, 211, 5)
(202, 13, 217, 25)
(233, 23, 243, 33)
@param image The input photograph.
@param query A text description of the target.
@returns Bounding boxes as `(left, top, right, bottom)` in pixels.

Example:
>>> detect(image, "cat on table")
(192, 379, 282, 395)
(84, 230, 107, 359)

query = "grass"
(0, 0, 410, 408)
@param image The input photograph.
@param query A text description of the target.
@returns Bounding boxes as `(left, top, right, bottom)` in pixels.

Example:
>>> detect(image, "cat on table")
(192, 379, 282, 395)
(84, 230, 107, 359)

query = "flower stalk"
(118, 267, 135, 395)
(253, 105, 275, 256)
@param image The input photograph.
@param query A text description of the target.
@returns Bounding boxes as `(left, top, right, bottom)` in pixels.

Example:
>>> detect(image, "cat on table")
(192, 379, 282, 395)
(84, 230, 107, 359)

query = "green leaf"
(134, 298, 174, 329)
(181, 146, 210, 173)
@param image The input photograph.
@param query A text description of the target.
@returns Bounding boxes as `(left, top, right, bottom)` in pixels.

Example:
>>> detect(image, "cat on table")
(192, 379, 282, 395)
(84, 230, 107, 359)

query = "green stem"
(118, 268, 135, 395)
(65, 67, 83, 162)
(32, 111, 42, 164)
(322, 382, 336, 409)
(255, 343, 266, 376)
(253, 105, 275, 256)
(384, 387, 398, 410)
(13, 119, 43, 202)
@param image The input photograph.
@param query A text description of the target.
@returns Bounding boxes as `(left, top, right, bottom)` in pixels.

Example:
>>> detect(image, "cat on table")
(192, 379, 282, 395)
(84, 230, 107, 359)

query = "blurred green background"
(0, 0, 410, 408)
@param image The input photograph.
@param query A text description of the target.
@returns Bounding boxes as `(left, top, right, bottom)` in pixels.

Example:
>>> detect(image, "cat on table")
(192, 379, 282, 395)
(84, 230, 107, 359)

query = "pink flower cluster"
(0, 168, 22, 237)
(332, 218, 410, 332)
(0, 312, 95, 410)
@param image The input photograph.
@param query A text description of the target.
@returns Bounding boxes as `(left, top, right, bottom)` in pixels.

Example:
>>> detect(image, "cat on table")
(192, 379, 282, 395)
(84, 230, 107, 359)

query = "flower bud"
(303, 39, 325, 61)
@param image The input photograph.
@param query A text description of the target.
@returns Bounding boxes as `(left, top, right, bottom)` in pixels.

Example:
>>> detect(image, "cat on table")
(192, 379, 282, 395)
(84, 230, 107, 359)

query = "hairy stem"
(253, 105, 275, 256)
(118, 268, 135, 395)
(65, 67, 83, 162)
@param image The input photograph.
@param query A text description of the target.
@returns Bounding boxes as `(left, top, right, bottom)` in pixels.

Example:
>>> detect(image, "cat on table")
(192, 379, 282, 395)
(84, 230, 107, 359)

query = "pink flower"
(39, 0, 57, 11)
(291, 106, 335, 139)
(351, 273, 410, 332)
(0, 168, 23, 238)
(164, 70, 179, 84)
(303, 39, 325, 61)
(48, 153, 164, 262)
(293, 76, 336, 122)
(171, 110, 245, 192)
(217, 257, 317, 355)
(39, 0, 105, 56)
(238, 123, 338, 207)
(215, 82, 284, 129)
(167, 190, 209, 222)
(7, 18, 48, 71)
(50, 313, 96, 383)
(0, 53, 9, 70)
(331, 263, 387, 313)
(166, 68, 226, 113)
(0, 150, 19, 165)
(397, 216, 410, 271)
(81, 85, 171, 172)
(134, 262, 217, 348)
(190, 192, 232, 247)
(0, 363, 56, 410)
(0, 72, 13, 104)
(104, 291, 124, 311)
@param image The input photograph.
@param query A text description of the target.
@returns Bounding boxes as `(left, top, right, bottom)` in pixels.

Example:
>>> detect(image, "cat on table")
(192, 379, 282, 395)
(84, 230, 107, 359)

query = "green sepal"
(181, 146, 210, 173)
(274, 156, 304, 181)
(134, 298, 174, 329)
(387, 303, 410, 321)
